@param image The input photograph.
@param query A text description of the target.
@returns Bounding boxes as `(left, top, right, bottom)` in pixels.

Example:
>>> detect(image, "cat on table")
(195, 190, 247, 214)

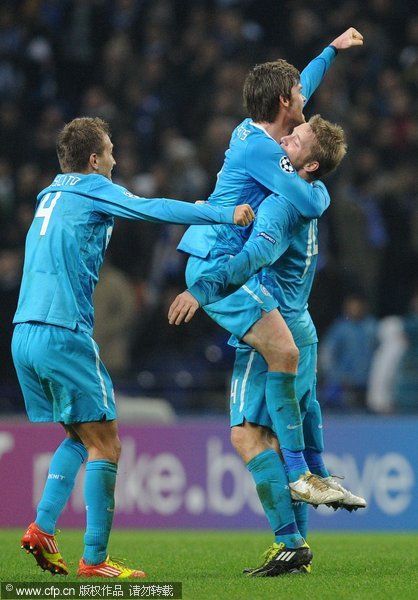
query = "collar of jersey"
(249, 121, 277, 142)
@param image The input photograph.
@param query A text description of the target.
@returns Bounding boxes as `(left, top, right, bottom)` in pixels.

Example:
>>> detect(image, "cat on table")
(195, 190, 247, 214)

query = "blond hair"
(307, 114, 347, 180)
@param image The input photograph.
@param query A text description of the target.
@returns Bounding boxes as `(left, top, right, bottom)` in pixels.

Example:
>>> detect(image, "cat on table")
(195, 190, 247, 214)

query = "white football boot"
(323, 475, 367, 511)
(289, 473, 345, 505)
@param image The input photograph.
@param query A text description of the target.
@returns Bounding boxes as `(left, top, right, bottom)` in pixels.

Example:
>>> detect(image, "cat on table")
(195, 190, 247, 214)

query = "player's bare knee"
(231, 425, 246, 454)
(98, 434, 121, 463)
(231, 425, 257, 460)
(261, 337, 299, 372)
(231, 422, 267, 462)
(86, 439, 120, 463)
(113, 436, 122, 463)
(283, 341, 299, 370)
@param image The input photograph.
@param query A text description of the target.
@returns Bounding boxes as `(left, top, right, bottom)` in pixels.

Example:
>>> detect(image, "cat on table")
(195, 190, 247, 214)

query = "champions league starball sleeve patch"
(279, 156, 295, 173)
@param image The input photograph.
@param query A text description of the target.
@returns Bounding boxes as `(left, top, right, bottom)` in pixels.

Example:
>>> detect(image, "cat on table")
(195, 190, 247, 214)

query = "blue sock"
(83, 460, 117, 566)
(247, 449, 304, 549)
(293, 501, 309, 540)
(265, 372, 305, 455)
(281, 448, 309, 483)
(36, 438, 87, 534)
(303, 395, 325, 454)
(303, 448, 330, 478)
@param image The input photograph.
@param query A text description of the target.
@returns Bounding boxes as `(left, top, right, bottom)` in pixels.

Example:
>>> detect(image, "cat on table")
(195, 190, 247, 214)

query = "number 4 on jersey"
(35, 191, 61, 235)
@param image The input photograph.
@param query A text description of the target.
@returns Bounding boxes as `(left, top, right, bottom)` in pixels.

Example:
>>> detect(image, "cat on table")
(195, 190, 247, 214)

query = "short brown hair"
(56, 117, 111, 172)
(243, 59, 300, 123)
(307, 114, 347, 180)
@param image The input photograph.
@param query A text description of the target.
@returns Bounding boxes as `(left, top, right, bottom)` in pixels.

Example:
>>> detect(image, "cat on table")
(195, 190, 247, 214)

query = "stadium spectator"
(1, 0, 418, 412)
(392, 290, 418, 414)
(319, 292, 378, 411)
(0, 246, 24, 413)
(366, 315, 407, 414)
(93, 259, 137, 379)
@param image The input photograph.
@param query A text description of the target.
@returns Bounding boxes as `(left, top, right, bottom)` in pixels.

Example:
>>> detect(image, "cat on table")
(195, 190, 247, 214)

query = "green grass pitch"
(1, 529, 417, 599)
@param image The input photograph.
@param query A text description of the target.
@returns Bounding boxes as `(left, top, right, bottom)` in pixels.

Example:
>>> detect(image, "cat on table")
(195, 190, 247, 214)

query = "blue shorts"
(12, 322, 116, 424)
(186, 254, 278, 340)
(230, 343, 317, 429)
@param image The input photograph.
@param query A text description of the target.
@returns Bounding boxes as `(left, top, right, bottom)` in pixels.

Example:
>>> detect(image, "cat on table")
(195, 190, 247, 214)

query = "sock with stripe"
(83, 460, 118, 566)
(247, 449, 304, 549)
(36, 438, 87, 535)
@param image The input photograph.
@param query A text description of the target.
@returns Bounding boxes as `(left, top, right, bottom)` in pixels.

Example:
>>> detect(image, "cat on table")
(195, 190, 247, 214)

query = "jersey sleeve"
(89, 177, 235, 225)
(300, 46, 337, 102)
(187, 196, 298, 306)
(246, 137, 330, 218)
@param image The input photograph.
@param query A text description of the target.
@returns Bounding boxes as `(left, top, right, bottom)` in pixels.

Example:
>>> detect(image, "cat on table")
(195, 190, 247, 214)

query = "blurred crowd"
(1, 0, 418, 415)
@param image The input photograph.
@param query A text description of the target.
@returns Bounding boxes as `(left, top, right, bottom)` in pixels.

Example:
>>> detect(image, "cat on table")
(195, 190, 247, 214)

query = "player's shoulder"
(247, 121, 288, 162)
(259, 193, 299, 222)
(261, 192, 298, 212)
(88, 175, 136, 201)
(231, 118, 252, 140)
(86, 174, 114, 191)
(233, 119, 277, 146)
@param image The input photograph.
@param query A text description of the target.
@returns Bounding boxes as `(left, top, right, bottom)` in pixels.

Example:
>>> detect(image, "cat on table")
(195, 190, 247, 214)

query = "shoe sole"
(329, 502, 367, 512)
(288, 564, 312, 574)
(290, 490, 344, 506)
(21, 541, 69, 576)
(77, 569, 146, 578)
(247, 561, 311, 577)
(244, 565, 311, 576)
(246, 552, 313, 577)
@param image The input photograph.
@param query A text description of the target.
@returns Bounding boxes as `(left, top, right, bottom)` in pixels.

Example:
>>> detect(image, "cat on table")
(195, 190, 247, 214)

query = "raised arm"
(301, 27, 364, 102)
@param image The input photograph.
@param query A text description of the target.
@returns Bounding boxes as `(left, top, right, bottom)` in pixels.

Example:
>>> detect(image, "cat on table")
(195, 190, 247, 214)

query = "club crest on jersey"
(279, 156, 295, 174)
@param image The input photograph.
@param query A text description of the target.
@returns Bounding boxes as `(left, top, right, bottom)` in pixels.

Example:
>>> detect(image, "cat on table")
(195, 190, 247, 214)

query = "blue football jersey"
(187, 193, 320, 347)
(177, 46, 336, 259)
(13, 173, 236, 334)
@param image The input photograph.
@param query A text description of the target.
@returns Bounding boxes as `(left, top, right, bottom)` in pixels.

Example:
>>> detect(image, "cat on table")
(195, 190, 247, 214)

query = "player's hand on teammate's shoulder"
(168, 291, 199, 325)
(233, 203, 255, 226)
(331, 27, 364, 50)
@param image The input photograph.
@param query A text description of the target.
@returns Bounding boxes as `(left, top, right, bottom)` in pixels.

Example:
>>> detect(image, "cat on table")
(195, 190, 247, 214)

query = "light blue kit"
(178, 46, 338, 436)
(178, 46, 336, 339)
(12, 174, 237, 423)
(188, 193, 321, 432)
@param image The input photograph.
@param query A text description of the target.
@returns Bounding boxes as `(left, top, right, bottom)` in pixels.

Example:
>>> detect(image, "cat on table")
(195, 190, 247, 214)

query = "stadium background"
(0, 0, 417, 533)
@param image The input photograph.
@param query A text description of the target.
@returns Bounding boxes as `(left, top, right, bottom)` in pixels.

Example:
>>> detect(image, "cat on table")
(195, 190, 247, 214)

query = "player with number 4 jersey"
(12, 116, 254, 578)
(13, 173, 251, 336)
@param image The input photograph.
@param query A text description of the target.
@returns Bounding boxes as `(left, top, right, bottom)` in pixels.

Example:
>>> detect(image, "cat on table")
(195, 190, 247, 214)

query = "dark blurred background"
(1, 0, 418, 417)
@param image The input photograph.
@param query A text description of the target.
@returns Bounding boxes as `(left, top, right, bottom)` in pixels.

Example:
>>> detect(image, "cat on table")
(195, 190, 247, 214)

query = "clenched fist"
(233, 204, 255, 226)
(331, 27, 364, 50)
